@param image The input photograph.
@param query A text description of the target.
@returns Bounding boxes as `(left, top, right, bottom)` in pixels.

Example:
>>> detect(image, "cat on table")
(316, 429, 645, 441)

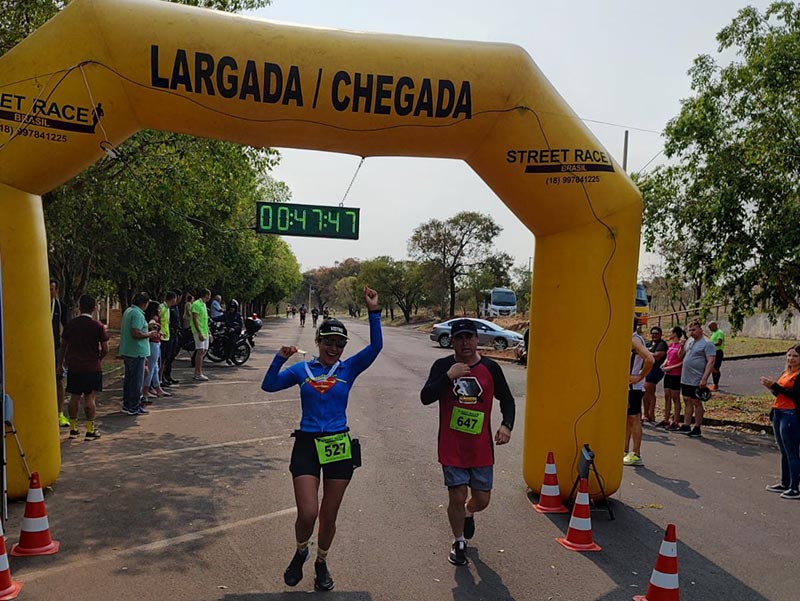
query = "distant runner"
(420, 318, 515, 566)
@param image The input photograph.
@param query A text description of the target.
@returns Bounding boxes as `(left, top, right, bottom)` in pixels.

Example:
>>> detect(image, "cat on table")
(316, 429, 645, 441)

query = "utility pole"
(622, 130, 629, 172)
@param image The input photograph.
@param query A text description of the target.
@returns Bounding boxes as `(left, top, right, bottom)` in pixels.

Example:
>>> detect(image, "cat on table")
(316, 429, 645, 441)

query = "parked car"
(429, 318, 524, 350)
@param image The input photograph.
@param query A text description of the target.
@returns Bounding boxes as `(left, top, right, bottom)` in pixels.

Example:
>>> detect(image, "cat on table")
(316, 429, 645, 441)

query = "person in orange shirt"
(760, 344, 800, 500)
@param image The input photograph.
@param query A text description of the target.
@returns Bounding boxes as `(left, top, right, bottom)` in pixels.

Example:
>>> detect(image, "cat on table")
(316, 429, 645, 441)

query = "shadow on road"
(538, 497, 772, 601)
(452, 546, 514, 601)
(222, 593, 373, 600)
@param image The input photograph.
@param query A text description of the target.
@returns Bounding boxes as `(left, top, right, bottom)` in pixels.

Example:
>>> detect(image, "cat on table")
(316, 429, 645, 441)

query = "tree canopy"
(638, 1, 800, 329)
(408, 211, 507, 318)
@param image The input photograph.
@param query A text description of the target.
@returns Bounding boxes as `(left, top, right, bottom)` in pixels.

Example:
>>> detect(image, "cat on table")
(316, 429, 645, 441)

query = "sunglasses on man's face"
(321, 338, 347, 349)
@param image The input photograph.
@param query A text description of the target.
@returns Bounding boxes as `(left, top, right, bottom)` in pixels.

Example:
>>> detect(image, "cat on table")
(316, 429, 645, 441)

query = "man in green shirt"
(191, 288, 212, 381)
(120, 292, 158, 415)
(708, 321, 726, 391)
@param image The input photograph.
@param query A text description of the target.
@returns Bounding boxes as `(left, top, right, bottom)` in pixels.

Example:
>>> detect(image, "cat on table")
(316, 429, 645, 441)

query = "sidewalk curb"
(726, 352, 787, 361)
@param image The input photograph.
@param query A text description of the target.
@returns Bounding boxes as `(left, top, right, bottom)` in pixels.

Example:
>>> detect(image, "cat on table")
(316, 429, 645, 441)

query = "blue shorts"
(442, 465, 493, 491)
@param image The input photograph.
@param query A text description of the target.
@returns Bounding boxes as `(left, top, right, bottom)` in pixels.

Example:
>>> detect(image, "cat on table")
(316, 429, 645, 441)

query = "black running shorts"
(65, 371, 103, 395)
(627, 389, 644, 416)
(289, 430, 356, 480)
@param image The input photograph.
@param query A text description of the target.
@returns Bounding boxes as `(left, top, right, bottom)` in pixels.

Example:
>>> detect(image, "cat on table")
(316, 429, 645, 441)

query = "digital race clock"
(255, 202, 360, 240)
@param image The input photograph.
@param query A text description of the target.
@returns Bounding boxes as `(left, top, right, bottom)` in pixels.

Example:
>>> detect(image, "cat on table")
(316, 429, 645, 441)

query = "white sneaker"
(193, 374, 209, 381)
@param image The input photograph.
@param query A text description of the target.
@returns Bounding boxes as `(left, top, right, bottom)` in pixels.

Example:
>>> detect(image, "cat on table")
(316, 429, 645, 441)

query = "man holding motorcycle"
(221, 300, 244, 364)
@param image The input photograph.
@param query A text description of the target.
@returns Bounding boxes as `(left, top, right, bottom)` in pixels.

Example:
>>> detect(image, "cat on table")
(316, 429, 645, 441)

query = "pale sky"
(245, 0, 772, 274)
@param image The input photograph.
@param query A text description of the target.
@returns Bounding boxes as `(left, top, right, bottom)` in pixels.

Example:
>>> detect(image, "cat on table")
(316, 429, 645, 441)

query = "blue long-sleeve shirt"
(261, 311, 383, 432)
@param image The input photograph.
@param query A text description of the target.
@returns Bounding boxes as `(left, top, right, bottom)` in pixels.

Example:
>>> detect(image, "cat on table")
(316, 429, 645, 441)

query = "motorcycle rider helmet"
(227, 299, 239, 311)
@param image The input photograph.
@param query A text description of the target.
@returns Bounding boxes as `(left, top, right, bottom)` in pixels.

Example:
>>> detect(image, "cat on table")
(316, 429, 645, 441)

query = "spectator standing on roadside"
(209, 294, 224, 320)
(760, 344, 800, 500)
(50, 278, 70, 428)
(60, 294, 109, 440)
(708, 321, 725, 391)
(162, 291, 181, 386)
(624, 321, 654, 466)
(678, 320, 716, 437)
(182, 292, 195, 329)
(661, 326, 685, 430)
(143, 300, 170, 401)
(120, 292, 157, 415)
(191, 289, 212, 381)
(158, 292, 177, 386)
(643, 326, 668, 424)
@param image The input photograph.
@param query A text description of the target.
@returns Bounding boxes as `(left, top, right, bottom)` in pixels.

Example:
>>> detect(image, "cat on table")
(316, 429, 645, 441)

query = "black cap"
(450, 319, 478, 337)
(695, 386, 712, 402)
(319, 319, 348, 339)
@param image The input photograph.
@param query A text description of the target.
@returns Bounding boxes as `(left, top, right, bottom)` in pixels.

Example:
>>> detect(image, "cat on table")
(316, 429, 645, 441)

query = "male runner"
(420, 318, 515, 566)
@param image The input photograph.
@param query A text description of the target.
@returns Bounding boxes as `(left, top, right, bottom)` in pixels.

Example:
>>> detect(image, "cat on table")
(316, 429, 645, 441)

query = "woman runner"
(261, 286, 382, 591)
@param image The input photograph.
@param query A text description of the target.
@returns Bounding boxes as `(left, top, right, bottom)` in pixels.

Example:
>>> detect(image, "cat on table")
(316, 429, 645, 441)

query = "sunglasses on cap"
(321, 338, 347, 349)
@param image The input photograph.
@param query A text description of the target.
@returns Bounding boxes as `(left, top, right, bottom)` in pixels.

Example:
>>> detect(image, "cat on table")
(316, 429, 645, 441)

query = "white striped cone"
(11, 472, 60, 556)
(556, 477, 601, 551)
(0, 521, 22, 599)
(633, 524, 679, 601)
(533, 451, 569, 514)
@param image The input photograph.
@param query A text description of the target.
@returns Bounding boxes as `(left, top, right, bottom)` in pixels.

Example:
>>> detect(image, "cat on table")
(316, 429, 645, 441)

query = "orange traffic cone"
(556, 477, 601, 551)
(0, 520, 22, 599)
(533, 451, 569, 514)
(633, 524, 679, 601)
(11, 472, 59, 557)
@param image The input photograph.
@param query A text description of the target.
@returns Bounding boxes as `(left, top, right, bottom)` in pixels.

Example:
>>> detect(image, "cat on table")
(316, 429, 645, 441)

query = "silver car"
(429, 318, 524, 350)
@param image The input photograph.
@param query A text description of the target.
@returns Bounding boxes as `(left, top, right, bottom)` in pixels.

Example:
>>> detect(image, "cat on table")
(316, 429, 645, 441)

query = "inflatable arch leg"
(0, 184, 61, 498)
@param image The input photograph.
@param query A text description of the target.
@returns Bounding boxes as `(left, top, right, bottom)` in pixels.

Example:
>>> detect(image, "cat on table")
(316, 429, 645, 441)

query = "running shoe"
(667, 422, 680, 431)
(284, 549, 308, 586)
(623, 453, 643, 466)
(448, 540, 468, 566)
(58, 414, 71, 428)
(121, 408, 138, 416)
(193, 374, 209, 381)
(136, 406, 150, 415)
(464, 515, 475, 540)
(780, 489, 800, 500)
(766, 483, 789, 493)
(686, 427, 702, 438)
(69, 429, 79, 439)
(84, 431, 101, 441)
(678, 424, 692, 432)
(313, 559, 335, 591)
(708, 384, 718, 391)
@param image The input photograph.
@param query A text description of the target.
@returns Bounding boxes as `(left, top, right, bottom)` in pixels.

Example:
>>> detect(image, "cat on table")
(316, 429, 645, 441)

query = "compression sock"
(86, 420, 96, 434)
(296, 539, 310, 554)
(316, 546, 329, 562)
(69, 418, 78, 430)
(713, 373, 720, 387)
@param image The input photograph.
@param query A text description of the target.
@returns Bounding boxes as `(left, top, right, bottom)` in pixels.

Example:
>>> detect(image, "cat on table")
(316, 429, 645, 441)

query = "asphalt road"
(6, 318, 794, 600)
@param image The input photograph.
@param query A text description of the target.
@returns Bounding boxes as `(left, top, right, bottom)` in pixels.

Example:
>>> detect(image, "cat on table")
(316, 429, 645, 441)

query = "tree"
(511, 263, 532, 315)
(638, 2, 800, 330)
(360, 256, 427, 323)
(408, 211, 502, 318)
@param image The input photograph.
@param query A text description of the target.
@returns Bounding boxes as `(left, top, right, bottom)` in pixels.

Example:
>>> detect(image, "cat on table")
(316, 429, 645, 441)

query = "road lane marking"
(18, 507, 297, 582)
(152, 398, 296, 413)
(61, 435, 287, 469)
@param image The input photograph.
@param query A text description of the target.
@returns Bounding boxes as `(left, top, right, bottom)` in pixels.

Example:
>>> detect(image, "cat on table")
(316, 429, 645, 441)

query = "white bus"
(480, 287, 517, 317)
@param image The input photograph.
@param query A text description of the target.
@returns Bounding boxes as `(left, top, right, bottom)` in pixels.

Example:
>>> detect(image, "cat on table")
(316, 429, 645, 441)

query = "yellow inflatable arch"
(0, 0, 641, 499)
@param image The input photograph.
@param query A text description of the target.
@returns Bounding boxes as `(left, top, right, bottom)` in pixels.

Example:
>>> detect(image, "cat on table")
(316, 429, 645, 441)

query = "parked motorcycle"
(206, 316, 262, 365)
